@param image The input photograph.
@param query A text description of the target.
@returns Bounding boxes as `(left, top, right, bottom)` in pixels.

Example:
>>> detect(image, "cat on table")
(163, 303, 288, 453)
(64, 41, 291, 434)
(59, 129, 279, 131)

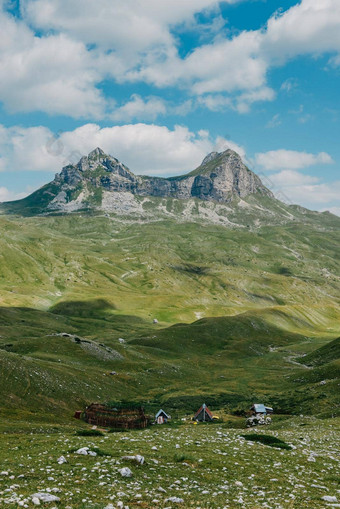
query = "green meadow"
(0, 209, 338, 424)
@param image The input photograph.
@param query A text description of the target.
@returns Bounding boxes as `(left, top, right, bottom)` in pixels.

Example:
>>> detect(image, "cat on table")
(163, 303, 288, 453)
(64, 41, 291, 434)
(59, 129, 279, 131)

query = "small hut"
(84, 403, 149, 429)
(251, 404, 273, 416)
(193, 403, 213, 422)
(155, 409, 171, 424)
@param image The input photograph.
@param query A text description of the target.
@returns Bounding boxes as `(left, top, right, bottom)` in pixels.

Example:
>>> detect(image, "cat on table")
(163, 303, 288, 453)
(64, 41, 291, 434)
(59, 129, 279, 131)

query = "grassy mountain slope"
(0, 207, 339, 422)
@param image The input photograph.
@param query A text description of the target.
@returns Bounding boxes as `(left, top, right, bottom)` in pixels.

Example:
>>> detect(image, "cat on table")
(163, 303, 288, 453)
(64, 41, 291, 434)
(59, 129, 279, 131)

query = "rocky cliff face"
(50, 147, 273, 208)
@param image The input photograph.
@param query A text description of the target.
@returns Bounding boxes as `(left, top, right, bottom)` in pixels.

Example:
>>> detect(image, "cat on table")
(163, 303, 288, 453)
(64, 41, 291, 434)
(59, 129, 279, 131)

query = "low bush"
(75, 429, 104, 437)
(241, 433, 292, 450)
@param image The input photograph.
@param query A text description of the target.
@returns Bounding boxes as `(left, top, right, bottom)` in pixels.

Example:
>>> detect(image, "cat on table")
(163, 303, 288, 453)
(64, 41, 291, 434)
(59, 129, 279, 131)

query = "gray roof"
(253, 404, 267, 413)
(155, 409, 170, 419)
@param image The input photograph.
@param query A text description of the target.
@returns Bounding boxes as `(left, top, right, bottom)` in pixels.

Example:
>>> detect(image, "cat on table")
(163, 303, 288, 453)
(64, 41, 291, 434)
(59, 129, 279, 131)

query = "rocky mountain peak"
(88, 147, 106, 158)
(4, 147, 275, 215)
(201, 151, 220, 166)
(200, 149, 238, 167)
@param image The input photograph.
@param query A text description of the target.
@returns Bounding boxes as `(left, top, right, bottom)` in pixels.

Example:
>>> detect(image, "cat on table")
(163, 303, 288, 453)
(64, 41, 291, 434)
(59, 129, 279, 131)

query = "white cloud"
(235, 87, 275, 113)
(255, 149, 333, 171)
(264, 0, 340, 61)
(0, 122, 243, 176)
(0, 124, 66, 171)
(21, 0, 223, 53)
(0, 9, 106, 118)
(110, 95, 167, 122)
(323, 206, 340, 217)
(0, 186, 29, 203)
(198, 86, 275, 114)
(280, 78, 298, 94)
(261, 169, 340, 211)
(266, 113, 281, 128)
(269, 170, 320, 187)
(1, 0, 340, 117)
(133, 30, 267, 94)
(274, 179, 340, 206)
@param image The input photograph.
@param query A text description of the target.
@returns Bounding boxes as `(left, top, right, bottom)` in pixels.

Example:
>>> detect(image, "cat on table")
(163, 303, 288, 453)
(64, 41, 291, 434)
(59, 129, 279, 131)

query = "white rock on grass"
(166, 496, 184, 503)
(118, 467, 133, 477)
(75, 447, 89, 455)
(57, 456, 67, 464)
(31, 493, 61, 503)
(121, 455, 144, 465)
(75, 447, 97, 456)
(322, 495, 338, 503)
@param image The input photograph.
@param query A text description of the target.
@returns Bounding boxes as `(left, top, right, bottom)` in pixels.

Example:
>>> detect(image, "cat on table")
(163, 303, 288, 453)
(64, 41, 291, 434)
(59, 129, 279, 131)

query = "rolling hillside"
(0, 149, 339, 423)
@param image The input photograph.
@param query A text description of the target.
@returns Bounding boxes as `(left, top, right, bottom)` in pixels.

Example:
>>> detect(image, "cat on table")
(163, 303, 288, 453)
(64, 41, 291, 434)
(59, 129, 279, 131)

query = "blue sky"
(0, 0, 339, 214)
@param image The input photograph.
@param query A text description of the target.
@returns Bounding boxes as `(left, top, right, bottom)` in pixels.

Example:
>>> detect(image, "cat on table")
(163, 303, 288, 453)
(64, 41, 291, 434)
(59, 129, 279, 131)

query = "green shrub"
(241, 434, 292, 450)
(75, 429, 104, 437)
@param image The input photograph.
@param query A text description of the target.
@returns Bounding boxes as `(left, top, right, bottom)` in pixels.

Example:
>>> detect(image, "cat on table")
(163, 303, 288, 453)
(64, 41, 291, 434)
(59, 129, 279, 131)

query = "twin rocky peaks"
(1, 147, 275, 215)
(51, 147, 273, 206)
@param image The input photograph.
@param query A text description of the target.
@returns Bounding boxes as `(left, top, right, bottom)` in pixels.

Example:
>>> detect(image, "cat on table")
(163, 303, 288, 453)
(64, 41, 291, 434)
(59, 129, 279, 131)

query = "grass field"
(0, 209, 338, 424)
(0, 417, 339, 508)
(0, 198, 339, 508)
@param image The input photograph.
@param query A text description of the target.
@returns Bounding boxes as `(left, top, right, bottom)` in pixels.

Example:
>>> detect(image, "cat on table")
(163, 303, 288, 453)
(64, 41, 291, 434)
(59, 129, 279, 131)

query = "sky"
(0, 0, 339, 215)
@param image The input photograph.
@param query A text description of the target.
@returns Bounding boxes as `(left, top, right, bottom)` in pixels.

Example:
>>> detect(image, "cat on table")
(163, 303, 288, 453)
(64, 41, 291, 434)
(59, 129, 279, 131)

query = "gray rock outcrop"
(52, 147, 273, 205)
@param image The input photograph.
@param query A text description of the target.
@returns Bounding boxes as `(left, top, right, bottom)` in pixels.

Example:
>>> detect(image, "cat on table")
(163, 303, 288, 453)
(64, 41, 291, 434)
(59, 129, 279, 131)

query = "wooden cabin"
(193, 403, 213, 422)
(155, 409, 171, 424)
(84, 403, 149, 429)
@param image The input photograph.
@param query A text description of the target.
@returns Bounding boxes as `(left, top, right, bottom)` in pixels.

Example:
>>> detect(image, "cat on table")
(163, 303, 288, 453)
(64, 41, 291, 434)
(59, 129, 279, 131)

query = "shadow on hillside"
(0, 302, 149, 338)
(50, 298, 117, 317)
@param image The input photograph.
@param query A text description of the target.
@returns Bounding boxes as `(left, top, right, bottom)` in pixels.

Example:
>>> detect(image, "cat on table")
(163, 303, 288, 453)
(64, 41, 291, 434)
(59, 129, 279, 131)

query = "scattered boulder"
(75, 447, 97, 456)
(321, 495, 337, 503)
(166, 496, 184, 503)
(246, 415, 271, 427)
(31, 493, 60, 503)
(118, 467, 133, 477)
(121, 454, 144, 465)
(57, 456, 67, 464)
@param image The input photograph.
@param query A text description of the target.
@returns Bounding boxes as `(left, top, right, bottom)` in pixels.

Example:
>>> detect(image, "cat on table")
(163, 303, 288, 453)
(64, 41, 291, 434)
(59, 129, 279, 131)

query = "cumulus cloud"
(0, 0, 339, 117)
(21, 0, 223, 53)
(0, 186, 29, 203)
(0, 8, 106, 117)
(269, 170, 319, 186)
(258, 168, 340, 213)
(110, 95, 167, 122)
(273, 178, 340, 207)
(0, 122, 244, 176)
(255, 149, 333, 171)
(323, 206, 340, 217)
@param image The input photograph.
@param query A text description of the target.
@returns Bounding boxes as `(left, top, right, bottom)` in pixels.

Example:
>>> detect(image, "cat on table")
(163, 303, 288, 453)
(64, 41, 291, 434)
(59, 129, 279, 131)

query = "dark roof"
(194, 403, 213, 420)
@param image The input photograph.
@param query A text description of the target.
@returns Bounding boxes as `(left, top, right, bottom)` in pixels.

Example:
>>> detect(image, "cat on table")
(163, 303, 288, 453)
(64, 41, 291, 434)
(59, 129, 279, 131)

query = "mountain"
(0, 148, 339, 423)
(0, 147, 274, 216)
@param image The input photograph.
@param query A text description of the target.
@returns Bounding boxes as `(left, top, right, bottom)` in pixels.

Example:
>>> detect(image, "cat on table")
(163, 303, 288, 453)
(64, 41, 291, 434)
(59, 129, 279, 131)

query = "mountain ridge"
(0, 147, 274, 214)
